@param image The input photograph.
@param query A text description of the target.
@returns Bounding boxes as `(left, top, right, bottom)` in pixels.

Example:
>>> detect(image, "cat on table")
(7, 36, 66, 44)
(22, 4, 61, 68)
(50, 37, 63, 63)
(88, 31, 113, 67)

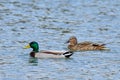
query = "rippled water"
(0, 0, 120, 80)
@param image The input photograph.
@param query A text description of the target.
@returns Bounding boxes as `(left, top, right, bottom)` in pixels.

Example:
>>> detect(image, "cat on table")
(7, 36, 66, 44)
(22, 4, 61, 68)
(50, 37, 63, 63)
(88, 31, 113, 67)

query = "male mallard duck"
(24, 41, 73, 58)
(66, 36, 109, 51)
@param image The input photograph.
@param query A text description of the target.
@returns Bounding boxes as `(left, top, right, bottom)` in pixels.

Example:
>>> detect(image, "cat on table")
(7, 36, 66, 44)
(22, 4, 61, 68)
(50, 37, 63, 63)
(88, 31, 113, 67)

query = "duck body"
(25, 41, 73, 58)
(30, 50, 73, 58)
(67, 36, 109, 51)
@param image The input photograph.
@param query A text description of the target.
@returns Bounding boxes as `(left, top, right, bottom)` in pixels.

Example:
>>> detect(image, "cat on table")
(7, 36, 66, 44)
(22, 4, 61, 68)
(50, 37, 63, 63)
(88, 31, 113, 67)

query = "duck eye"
(30, 41, 36, 44)
(29, 41, 36, 46)
(30, 42, 34, 44)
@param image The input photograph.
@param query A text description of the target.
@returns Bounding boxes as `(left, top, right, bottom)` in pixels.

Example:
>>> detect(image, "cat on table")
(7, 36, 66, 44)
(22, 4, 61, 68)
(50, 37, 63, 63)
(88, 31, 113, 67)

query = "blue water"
(0, 0, 120, 80)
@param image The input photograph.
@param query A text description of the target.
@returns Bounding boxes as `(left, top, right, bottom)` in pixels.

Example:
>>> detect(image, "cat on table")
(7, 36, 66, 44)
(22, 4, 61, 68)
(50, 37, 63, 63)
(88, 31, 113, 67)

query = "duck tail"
(100, 44, 110, 50)
(63, 51, 74, 58)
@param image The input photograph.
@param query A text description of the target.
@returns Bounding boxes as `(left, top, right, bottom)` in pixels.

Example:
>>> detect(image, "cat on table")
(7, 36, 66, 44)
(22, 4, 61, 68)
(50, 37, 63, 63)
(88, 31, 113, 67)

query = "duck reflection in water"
(29, 57, 38, 66)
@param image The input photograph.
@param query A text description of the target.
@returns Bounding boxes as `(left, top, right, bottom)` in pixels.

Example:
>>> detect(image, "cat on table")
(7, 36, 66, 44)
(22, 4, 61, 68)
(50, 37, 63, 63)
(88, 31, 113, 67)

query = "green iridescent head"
(24, 41, 39, 52)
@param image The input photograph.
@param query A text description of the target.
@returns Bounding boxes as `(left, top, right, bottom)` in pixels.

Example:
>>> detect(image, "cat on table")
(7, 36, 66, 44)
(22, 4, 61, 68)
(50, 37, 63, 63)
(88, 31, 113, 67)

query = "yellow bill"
(24, 44, 30, 49)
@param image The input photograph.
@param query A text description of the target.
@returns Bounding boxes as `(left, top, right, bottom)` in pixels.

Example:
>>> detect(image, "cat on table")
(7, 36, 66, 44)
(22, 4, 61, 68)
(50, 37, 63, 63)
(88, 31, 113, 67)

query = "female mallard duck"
(66, 36, 109, 51)
(24, 41, 73, 58)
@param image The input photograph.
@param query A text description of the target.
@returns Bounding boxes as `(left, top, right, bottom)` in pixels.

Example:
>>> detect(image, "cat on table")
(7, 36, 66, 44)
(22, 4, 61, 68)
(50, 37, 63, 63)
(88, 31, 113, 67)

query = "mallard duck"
(66, 36, 109, 51)
(24, 41, 73, 58)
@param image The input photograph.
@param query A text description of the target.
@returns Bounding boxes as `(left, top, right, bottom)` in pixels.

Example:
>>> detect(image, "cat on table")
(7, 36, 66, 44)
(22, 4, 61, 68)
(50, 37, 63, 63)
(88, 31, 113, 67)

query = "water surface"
(0, 0, 120, 80)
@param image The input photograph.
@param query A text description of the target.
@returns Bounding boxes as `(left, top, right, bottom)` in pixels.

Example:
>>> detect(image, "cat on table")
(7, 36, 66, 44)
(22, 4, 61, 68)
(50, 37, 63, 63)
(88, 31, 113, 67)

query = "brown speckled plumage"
(67, 36, 108, 51)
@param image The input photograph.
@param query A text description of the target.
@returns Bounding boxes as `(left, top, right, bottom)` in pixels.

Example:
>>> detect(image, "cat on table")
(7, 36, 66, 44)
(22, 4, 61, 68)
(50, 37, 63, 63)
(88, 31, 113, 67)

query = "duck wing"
(40, 50, 70, 55)
(77, 42, 95, 48)
(78, 41, 93, 45)
(77, 41, 107, 50)
(78, 41, 105, 46)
